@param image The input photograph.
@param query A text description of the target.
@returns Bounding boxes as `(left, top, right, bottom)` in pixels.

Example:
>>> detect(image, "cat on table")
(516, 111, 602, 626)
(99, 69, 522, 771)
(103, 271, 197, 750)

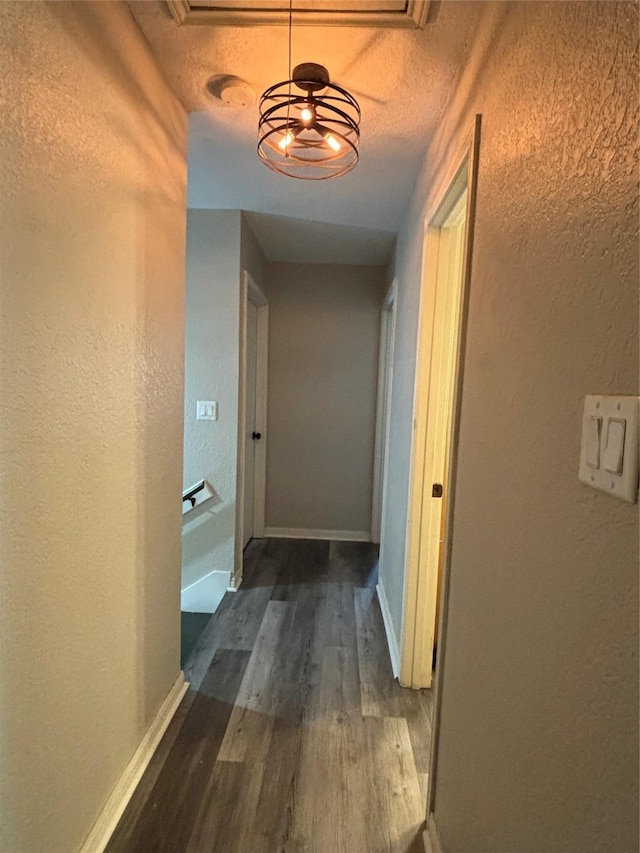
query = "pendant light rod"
(283, 0, 293, 153)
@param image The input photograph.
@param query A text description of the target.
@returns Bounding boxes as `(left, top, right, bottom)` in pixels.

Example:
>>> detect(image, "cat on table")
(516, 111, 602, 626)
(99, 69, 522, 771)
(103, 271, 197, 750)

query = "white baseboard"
(376, 581, 400, 678)
(264, 527, 371, 542)
(79, 672, 188, 853)
(423, 813, 443, 853)
(181, 569, 230, 613)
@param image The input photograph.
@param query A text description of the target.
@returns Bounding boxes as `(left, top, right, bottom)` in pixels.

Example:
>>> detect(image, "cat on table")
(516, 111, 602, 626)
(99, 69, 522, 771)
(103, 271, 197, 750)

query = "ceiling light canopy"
(258, 62, 360, 180)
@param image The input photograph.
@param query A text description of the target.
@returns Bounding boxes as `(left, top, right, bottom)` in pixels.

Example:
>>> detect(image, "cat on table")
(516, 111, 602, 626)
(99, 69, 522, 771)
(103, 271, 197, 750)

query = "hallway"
(107, 539, 432, 852)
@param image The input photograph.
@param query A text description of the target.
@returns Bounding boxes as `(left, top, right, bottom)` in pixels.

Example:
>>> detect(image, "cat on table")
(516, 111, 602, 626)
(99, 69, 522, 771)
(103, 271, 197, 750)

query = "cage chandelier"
(257, 5, 360, 180)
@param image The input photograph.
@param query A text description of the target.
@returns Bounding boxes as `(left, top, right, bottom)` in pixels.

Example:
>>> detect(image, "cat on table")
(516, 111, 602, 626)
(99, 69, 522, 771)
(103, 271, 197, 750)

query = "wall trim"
(180, 569, 230, 614)
(263, 527, 371, 542)
(376, 581, 401, 677)
(79, 672, 188, 853)
(423, 813, 443, 853)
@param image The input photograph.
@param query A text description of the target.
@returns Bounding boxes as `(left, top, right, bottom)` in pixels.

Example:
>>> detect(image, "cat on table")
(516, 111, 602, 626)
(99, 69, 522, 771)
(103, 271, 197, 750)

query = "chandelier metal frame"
(257, 6, 361, 181)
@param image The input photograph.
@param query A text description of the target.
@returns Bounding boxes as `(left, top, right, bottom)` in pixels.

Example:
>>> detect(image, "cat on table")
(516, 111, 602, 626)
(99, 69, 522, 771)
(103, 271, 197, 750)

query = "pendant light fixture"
(257, 2, 360, 180)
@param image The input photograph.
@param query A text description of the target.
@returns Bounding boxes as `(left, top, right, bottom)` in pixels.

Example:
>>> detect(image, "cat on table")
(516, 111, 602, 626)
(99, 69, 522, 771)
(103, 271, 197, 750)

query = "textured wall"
(382, 2, 639, 851)
(182, 210, 241, 594)
(0, 3, 187, 851)
(265, 263, 386, 535)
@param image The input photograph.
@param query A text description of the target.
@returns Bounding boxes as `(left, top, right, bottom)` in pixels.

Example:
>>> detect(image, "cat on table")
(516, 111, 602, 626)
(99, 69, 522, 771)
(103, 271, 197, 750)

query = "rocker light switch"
(196, 401, 217, 421)
(579, 396, 639, 503)
(585, 416, 602, 469)
(603, 418, 625, 474)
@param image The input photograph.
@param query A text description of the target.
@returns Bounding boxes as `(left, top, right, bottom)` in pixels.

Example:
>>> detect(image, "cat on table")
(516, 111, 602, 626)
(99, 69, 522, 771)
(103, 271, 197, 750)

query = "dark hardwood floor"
(107, 538, 432, 853)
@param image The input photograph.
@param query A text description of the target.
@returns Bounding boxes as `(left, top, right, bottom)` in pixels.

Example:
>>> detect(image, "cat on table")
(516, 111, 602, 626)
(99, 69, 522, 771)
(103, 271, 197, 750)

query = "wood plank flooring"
(107, 538, 433, 853)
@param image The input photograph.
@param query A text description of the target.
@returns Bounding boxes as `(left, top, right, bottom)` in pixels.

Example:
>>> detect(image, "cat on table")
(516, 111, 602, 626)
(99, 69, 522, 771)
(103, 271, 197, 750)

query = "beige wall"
(0, 3, 187, 851)
(265, 263, 386, 535)
(382, 2, 639, 851)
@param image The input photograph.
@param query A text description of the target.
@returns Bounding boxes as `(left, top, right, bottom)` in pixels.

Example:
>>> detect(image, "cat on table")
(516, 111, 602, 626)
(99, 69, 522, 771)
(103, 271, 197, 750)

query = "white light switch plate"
(579, 395, 639, 503)
(196, 400, 217, 421)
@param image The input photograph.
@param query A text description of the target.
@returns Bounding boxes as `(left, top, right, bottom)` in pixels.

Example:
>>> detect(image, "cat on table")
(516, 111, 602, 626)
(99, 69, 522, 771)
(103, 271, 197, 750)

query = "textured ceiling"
(129, 0, 481, 258)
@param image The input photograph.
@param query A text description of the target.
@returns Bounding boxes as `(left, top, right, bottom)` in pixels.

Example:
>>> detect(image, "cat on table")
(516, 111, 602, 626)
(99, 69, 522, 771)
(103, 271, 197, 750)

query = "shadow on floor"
(181, 611, 212, 668)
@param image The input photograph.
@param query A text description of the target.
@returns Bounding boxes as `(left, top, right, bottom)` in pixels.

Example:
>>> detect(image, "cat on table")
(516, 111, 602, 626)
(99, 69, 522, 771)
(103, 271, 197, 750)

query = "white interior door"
(402, 185, 469, 689)
(243, 300, 258, 548)
(413, 204, 466, 686)
(236, 270, 268, 588)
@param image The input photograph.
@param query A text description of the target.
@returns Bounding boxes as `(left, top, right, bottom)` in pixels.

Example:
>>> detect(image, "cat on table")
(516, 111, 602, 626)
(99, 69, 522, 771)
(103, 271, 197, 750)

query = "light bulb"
(324, 133, 341, 152)
(300, 106, 314, 124)
(278, 129, 295, 150)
